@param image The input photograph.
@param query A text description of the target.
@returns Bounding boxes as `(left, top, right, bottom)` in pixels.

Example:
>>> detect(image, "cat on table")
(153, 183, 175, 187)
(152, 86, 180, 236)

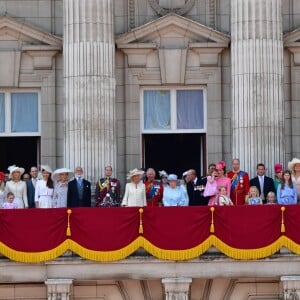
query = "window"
(142, 88, 206, 133)
(0, 91, 40, 136)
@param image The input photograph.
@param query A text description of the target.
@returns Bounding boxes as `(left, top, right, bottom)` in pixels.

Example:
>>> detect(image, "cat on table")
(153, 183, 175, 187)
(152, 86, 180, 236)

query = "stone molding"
(284, 28, 300, 66)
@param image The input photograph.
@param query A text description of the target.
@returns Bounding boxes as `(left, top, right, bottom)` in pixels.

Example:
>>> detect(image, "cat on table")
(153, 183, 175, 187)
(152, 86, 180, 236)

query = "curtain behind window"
(177, 90, 204, 129)
(144, 90, 170, 130)
(0, 93, 4, 132)
(11, 93, 38, 132)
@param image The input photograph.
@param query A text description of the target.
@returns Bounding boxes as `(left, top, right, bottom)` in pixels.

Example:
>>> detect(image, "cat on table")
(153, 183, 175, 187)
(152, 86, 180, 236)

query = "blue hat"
(167, 174, 178, 181)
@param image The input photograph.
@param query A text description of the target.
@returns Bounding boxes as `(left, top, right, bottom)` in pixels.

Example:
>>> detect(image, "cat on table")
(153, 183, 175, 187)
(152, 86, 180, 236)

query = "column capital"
(281, 276, 300, 300)
(45, 279, 73, 300)
(162, 278, 192, 300)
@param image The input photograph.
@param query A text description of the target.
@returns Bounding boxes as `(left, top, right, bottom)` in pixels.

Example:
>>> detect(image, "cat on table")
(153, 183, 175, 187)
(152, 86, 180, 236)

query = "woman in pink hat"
(274, 163, 283, 191)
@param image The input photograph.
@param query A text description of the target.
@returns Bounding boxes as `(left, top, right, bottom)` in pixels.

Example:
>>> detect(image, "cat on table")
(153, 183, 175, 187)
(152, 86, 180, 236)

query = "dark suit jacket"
(67, 178, 91, 207)
(250, 176, 275, 204)
(26, 179, 36, 208)
(187, 177, 210, 206)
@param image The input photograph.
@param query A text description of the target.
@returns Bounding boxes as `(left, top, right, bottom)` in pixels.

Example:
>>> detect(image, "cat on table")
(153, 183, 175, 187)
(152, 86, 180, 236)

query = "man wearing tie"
(250, 163, 275, 204)
(67, 166, 91, 207)
(26, 166, 38, 208)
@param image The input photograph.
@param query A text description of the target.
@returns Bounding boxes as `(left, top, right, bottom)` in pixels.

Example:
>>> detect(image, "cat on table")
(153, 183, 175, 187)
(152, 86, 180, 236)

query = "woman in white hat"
(35, 165, 54, 208)
(52, 168, 73, 208)
(121, 168, 146, 207)
(288, 158, 300, 202)
(162, 174, 189, 207)
(4, 166, 28, 208)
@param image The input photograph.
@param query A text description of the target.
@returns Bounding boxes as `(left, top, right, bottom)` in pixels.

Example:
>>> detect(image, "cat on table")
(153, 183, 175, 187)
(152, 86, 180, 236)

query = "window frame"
(140, 86, 207, 134)
(0, 89, 41, 136)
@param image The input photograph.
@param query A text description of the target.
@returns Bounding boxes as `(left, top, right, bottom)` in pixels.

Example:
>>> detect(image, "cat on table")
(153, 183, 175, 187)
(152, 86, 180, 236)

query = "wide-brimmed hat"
(9, 166, 25, 178)
(288, 158, 300, 172)
(52, 168, 74, 181)
(127, 168, 144, 180)
(167, 174, 178, 181)
(41, 165, 53, 174)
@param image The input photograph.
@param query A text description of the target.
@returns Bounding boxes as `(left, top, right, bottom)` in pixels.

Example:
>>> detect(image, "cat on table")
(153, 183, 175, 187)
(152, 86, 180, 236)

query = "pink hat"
(216, 163, 223, 170)
(274, 163, 283, 173)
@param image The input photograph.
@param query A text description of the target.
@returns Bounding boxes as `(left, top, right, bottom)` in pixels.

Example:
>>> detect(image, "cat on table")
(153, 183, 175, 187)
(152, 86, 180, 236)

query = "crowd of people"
(0, 157, 300, 209)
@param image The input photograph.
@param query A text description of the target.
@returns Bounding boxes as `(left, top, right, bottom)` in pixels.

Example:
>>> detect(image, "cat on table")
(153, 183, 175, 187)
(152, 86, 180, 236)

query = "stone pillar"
(45, 279, 73, 300)
(162, 278, 192, 300)
(281, 276, 300, 300)
(231, 0, 284, 177)
(64, 0, 116, 182)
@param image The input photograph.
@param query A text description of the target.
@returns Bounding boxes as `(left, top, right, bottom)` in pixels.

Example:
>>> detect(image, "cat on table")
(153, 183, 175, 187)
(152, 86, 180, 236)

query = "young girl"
(247, 186, 262, 205)
(3, 192, 18, 209)
(266, 191, 277, 204)
(217, 186, 233, 206)
(204, 170, 218, 206)
(277, 170, 297, 205)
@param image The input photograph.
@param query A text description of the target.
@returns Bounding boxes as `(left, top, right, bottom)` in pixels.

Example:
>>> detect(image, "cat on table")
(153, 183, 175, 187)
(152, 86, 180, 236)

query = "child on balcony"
(3, 192, 18, 209)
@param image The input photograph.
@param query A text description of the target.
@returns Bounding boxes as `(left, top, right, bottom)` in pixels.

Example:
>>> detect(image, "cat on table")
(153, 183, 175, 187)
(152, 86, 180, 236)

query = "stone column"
(162, 278, 192, 300)
(231, 0, 284, 177)
(64, 0, 116, 182)
(281, 276, 300, 300)
(45, 279, 73, 300)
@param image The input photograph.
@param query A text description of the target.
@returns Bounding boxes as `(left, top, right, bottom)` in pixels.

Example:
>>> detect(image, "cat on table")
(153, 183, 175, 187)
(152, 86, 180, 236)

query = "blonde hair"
(249, 186, 259, 197)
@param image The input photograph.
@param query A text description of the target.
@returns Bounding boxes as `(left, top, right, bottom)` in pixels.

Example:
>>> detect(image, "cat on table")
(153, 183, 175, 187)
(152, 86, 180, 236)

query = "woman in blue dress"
(162, 174, 189, 206)
(277, 170, 297, 205)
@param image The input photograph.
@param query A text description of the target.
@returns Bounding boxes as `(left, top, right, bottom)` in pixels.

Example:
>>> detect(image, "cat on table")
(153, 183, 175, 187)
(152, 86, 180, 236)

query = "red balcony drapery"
(0, 205, 299, 263)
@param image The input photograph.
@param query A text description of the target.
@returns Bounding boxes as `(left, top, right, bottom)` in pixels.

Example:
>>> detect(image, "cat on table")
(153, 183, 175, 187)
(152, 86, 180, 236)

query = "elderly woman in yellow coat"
(122, 168, 146, 207)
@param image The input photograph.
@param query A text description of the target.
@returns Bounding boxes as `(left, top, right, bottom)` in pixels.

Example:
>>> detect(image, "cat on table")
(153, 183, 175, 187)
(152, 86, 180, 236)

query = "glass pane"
(0, 93, 4, 132)
(177, 90, 204, 129)
(144, 90, 171, 130)
(11, 93, 38, 132)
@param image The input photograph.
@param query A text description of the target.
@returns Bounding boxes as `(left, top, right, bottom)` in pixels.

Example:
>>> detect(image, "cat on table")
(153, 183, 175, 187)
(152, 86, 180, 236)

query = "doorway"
(0, 137, 40, 173)
(143, 133, 205, 177)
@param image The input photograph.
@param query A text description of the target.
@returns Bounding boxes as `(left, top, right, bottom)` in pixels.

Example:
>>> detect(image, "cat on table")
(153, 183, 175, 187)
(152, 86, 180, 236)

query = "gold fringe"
(210, 207, 215, 233)
(142, 236, 213, 260)
(139, 208, 144, 234)
(211, 235, 285, 260)
(281, 206, 286, 233)
(0, 240, 70, 263)
(68, 237, 144, 261)
(66, 209, 72, 236)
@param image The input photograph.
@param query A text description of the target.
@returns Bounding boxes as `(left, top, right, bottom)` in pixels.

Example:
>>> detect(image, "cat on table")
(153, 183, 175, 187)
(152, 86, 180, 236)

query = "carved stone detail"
(148, 0, 195, 16)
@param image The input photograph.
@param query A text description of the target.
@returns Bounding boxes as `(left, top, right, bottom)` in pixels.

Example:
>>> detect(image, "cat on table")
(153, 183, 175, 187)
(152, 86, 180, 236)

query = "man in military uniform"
(145, 168, 163, 206)
(95, 166, 121, 207)
(227, 158, 250, 205)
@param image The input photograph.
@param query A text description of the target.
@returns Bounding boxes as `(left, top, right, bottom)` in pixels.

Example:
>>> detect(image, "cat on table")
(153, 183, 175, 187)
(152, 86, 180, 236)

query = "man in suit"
(26, 166, 38, 208)
(250, 163, 275, 204)
(187, 169, 210, 206)
(67, 166, 91, 207)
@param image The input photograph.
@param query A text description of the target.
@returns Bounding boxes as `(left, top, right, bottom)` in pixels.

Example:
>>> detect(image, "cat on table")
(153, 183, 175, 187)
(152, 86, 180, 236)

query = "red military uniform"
(227, 170, 250, 205)
(145, 180, 163, 206)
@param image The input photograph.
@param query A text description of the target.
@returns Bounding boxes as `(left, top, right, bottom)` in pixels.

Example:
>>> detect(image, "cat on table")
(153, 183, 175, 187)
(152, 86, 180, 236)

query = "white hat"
(288, 158, 300, 173)
(41, 165, 53, 174)
(127, 168, 144, 180)
(52, 168, 74, 181)
(159, 170, 168, 178)
(9, 166, 25, 178)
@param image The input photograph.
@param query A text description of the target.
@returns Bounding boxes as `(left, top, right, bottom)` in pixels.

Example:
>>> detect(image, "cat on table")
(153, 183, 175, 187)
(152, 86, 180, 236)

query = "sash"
(147, 181, 159, 199)
(231, 171, 245, 190)
(99, 179, 109, 192)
